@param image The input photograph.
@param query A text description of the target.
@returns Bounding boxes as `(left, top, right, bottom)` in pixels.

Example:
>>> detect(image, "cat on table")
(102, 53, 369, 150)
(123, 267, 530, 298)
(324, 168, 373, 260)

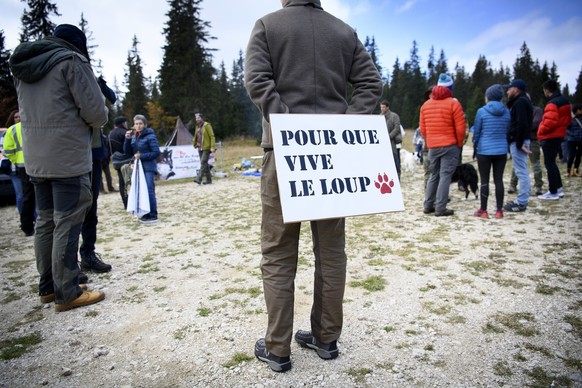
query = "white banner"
(157, 145, 201, 180)
(270, 114, 405, 223)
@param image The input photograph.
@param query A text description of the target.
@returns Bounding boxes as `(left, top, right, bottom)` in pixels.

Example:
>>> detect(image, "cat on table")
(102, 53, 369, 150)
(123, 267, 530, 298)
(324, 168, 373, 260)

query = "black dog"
(451, 163, 478, 199)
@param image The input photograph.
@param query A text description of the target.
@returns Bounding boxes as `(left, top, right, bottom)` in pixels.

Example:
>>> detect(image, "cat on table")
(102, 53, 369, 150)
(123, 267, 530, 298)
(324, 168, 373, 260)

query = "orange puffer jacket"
(538, 93, 572, 141)
(420, 86, 466, 149)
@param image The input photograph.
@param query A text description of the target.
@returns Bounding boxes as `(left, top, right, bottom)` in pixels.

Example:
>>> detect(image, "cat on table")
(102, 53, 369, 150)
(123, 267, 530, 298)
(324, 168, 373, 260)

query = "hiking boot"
(40, 284, 88, 304)
(503, 201, 527, 212)
(55, 290, 105, 312)
(254, 338, 291, 372)
(534, 188, 543, 196)
(473, 209, 489, 219)
(81, 252, 112, 273)
(423, 207, 435, 214)
(538, 192, 560, 200)
(557, 187, 565, 198)
(435, 209, 454, 217)
(507, 186, 517, 194)
(202, 180, 212, 185)
(495, 210, 504, 219)
(294, 330, 339, 360)
(193, 178, 201, 185)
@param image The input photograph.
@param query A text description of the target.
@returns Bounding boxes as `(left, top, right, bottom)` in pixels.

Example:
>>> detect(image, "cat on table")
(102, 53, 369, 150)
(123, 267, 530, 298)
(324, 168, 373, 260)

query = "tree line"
(2, 0, 582, 143)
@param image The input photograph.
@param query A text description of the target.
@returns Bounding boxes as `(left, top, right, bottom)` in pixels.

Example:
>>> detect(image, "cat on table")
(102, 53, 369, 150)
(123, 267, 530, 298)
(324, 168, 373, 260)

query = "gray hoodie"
(10, 37, 107, 178)
(244, 0, 383, 148)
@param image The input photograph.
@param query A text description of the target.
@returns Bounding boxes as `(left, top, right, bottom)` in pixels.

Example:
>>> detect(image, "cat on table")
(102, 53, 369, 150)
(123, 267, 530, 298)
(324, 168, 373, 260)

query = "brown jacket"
(244, 0, 383, 148)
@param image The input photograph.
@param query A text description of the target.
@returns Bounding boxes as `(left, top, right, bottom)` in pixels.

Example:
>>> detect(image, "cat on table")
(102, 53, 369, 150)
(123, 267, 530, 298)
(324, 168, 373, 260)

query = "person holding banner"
(124, 114, 161, 223)
(244, 0, 383, 373)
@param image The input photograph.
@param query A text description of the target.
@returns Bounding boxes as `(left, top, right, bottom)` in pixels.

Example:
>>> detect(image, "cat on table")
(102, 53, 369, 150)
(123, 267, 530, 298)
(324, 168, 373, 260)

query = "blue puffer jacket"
(566, 115, 582, 142)
(124, 128, 160, 173)
(473, 101, 510, 156)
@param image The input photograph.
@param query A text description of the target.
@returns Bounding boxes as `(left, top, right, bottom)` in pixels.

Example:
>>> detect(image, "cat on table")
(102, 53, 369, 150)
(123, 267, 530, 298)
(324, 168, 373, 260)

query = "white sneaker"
(538, 192, 560, 200)
(557, 187, 565, 198)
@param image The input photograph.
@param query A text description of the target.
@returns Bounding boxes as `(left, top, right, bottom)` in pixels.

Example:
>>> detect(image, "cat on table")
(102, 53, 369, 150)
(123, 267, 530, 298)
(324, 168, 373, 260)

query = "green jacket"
(3, 123, 25, 167)
(193, 121, 215, 151)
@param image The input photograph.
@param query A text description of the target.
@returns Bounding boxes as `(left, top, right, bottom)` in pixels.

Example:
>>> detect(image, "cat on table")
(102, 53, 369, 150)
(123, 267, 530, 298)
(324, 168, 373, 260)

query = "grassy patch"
(383, 326, 395, 333)
(535, 284, 559, 295)
(564, 315, 582, 336)
(493, 312, 539, 337)
(493, 361, 513, 376)
(222, 352, 254, 368)
(347, 367, 372, 384)
(0, 332, 42, 360)
(1, 292, 21, 304)
(422, 301, 451, 315)
(349, 275, 386, 292)
(526, 366, 572, 387)
(198, 307, 211, 317)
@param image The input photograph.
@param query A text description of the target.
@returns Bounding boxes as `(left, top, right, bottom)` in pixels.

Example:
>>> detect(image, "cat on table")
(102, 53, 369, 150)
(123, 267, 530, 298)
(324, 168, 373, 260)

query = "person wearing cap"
(192, 112, 215, 185)
(472, 84, 510, 219)
(503, 79, 533, 212)
(537, 79, 572, 200)
(420, 73, 466, 217)
(109, 116, 130, 208)
(508, 95, 544, 196)
(9, 24, 107, 311)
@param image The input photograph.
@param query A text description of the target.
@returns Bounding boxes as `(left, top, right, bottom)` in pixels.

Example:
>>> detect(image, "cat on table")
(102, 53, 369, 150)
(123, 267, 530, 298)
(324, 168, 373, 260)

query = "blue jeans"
(144, 170, 157, 217)
(32, 174, 92, 303)
(424, 145, 460, 212)
(9, 171, 23, 214)
(510, 140, 530, 206)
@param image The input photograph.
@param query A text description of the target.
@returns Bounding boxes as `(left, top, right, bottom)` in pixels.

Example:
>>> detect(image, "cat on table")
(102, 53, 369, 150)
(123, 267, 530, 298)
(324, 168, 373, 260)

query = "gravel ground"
(0, 154, 581, 387)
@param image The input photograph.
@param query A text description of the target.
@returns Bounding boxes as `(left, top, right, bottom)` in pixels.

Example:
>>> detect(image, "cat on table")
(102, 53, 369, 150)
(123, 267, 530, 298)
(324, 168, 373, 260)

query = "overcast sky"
(2, 0, 582, 94)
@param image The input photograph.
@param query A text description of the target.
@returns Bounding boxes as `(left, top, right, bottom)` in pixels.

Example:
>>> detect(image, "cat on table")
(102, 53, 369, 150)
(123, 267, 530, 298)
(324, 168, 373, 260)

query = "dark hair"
(380, 101, 390, 107)
(423, 86, 434, 102)
(542, 79, 559, 93)
(4, 110, 19, 127)
(572, 103, 582, 114)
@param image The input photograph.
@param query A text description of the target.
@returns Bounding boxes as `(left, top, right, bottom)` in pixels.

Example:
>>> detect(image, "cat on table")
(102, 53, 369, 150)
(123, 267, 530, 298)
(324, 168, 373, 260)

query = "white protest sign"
(270, 114, 404, 223)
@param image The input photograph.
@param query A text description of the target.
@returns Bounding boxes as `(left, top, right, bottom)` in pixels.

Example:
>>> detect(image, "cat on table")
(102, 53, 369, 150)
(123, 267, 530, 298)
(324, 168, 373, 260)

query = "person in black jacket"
(109, 116, 130, 208)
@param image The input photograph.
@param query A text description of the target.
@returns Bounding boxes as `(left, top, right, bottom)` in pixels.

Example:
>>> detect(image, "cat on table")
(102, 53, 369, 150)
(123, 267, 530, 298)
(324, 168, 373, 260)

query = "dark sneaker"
(55, 290, 105, 312)
(423, 207, 435, 214)
(79, 272, 89, 284)
(503, 201, 527, 212)
(507, 186, 517, 194)
(193, 178, 201, 185)
(81, 252, 112, 273)
(254, 338, 291, 372)
(294, 330, 338, 360)
(202, 180, 212, 185)
(534, 188, 543, 196)
(139, 214, 158, 224)
(435, 209, 454, 217)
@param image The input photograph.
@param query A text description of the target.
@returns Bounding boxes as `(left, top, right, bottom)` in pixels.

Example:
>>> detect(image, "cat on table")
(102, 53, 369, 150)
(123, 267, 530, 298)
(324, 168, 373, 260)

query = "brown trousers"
(260, 151, 347, 357)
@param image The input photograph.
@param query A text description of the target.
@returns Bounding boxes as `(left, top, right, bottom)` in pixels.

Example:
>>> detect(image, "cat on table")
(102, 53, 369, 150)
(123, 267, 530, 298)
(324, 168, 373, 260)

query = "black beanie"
(53, 24, 90, 60)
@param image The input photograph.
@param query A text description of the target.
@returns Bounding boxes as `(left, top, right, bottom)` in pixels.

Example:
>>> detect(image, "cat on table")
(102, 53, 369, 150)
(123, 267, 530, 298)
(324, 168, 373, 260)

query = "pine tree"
(78, 13, 97, 61)
(572, 68, 582, 104)
(426, 46, 436, 84)
(400, 41, 426, 128)
(0, 31, 17, 124)
(19, 0, 60, 42)
(122, 36, 149, 122)
(364, 36, 382, 78)
(230, 50, 261, 137)
(158, 0, 215, 121)
(434, 49, 449, 80)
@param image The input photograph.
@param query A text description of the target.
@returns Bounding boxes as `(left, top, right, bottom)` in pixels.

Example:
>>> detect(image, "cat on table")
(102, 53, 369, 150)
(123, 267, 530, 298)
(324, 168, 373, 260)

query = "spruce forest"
(2, 0, 582, 143)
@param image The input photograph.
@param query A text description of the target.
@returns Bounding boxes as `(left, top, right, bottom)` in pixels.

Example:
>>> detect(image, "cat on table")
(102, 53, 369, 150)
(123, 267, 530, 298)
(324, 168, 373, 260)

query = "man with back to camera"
(9, 24, 107, 311)
(503, 79, 533, 212)
(537, 79, 572, 200)
(244, 0, 383, 373)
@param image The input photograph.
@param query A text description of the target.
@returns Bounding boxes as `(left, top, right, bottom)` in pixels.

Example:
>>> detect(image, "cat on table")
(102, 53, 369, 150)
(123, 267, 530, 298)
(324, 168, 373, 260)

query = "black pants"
(477, 154, 507, 211)
(79, 160, 101, 258)
(566, 140, 582, 170)
(17, 166, 36, 234)
(116, 168, 128, 209)
(541, 138, 563, 194)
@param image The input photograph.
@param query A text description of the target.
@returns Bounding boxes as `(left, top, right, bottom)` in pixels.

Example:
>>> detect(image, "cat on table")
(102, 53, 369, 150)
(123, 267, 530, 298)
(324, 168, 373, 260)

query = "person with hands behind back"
(124, 114, 161, 223)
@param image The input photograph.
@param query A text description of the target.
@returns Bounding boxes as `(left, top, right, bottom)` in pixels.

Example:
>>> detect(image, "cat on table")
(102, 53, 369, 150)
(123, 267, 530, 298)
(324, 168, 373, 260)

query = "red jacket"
(420, 86, 466, 148)
(538, 92, 572, 141)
